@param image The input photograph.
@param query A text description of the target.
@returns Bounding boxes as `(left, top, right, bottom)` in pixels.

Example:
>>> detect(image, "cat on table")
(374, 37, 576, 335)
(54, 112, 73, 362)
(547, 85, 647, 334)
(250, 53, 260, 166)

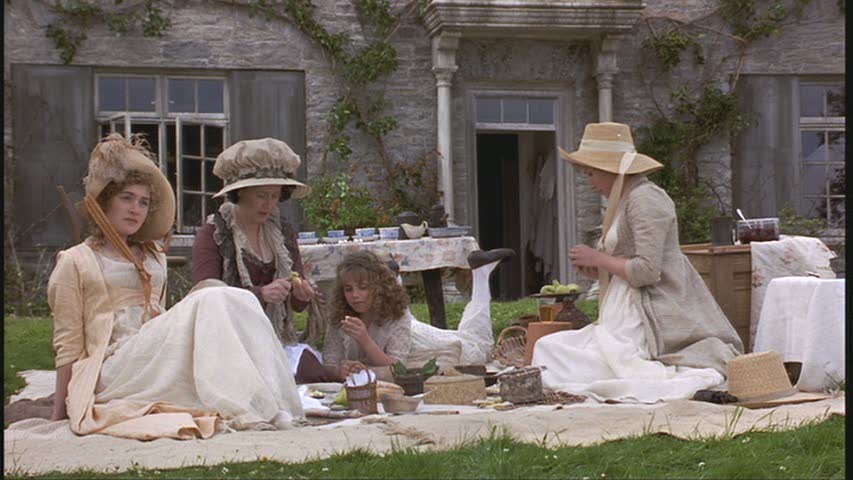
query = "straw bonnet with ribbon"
(726, 351, 833, 408)
(212, 137, 311, 199)
(79, 133, 176, 319)
(559, 122, 663, 305)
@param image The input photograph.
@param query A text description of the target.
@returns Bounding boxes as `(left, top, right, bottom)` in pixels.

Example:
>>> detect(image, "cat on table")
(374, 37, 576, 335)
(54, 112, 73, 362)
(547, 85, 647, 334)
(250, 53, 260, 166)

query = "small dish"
(379, 227, 400, 240)
(353, 235, 379, 242)
(427, 226, 471, 238)
(380, 393, 422, 414)
(322, 237, 349, 244)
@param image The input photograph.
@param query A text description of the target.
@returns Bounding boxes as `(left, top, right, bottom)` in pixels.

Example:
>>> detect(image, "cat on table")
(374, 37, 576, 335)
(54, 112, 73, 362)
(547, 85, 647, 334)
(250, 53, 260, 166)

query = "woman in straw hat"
(531, 122, 744, 403)
(192, 137, 335, 383)
(47, 134, 303, 440)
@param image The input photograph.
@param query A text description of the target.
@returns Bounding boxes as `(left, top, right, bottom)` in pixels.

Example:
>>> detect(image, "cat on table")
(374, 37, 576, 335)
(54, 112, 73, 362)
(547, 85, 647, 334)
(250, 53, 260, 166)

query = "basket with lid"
(499, 367, 544, 404)
(423, 374, 487, 405)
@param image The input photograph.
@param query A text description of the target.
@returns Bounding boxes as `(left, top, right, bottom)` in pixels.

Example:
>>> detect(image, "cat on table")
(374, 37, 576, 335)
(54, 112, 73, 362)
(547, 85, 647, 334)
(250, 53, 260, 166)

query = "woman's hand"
(339, 360, 367, 378)
(340, 316, 369, 344)
(260, 278, 292, 304)
(569, 244, 602, 269)
(290, 276, 316, 303)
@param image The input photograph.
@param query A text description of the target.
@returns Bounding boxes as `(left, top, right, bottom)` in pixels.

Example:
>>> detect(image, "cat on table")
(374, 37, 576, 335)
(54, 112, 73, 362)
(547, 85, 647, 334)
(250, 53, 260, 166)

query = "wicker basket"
(345, 381, 377, 414)
(492, 326, 527, 368)
(423, 374, 487, 405)
(499, 367, 543, 404)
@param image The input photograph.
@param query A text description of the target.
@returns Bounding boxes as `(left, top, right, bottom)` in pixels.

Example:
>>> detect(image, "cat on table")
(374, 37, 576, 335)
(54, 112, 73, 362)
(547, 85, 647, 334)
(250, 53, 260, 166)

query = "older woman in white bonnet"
(192, 138, 337, 383)
(531, 122, 744, 404)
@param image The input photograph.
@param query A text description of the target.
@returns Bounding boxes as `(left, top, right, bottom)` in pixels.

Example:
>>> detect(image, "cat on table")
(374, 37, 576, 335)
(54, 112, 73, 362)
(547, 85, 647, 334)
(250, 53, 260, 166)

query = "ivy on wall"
(45, 0, 437, 230)
(637, 0, 837, 243)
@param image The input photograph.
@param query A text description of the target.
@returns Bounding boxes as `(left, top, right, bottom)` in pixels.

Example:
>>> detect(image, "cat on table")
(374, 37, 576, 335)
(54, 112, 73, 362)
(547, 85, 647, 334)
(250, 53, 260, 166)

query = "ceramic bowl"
(401, 221, 427, 239)
(355, 227, 377, 238)
(379, 227, 400, 240)
(380, 393, 422, 414)
(298, 231, 317, 240)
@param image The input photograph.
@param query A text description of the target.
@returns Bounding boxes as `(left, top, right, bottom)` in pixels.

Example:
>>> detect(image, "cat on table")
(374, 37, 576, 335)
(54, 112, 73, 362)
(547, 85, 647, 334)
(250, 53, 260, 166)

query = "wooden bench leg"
(421, 268, 447, 329)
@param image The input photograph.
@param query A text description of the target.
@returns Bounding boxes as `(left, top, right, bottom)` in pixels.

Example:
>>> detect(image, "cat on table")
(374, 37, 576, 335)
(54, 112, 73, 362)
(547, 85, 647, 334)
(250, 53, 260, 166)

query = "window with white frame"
(799, 82, 845, 228)
(96, 73, 229, 233)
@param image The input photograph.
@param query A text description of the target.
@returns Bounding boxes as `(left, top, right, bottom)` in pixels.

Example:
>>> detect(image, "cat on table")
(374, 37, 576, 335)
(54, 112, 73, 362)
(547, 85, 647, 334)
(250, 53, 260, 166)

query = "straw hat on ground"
(212, 137, 311, 199)
(558, 122, 663, 175)
(727, 351, 832, 409)
(79, 133, 175, 242)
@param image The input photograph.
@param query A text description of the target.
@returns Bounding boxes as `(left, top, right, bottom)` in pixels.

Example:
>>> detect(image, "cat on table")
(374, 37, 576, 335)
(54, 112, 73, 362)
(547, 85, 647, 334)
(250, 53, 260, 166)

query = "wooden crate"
(681, 243, 752, 352)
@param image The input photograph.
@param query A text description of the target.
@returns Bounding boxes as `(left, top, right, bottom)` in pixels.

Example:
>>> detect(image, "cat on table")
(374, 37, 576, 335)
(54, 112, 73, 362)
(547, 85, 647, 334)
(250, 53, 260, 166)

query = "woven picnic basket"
(423, 374, 487, 405)
(492, 325, 528, 368)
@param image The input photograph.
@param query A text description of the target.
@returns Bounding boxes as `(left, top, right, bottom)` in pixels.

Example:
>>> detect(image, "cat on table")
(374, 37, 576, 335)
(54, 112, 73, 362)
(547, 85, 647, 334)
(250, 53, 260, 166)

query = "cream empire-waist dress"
(94, 251, 303, 430)
(530, 213, 725, 403)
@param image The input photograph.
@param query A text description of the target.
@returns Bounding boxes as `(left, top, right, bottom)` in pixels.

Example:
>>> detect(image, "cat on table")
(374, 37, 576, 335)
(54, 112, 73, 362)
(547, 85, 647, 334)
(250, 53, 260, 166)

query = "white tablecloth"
(299, 236, 480, 282)
(748, 235, 836, 350)
(753, 277, 845, 392)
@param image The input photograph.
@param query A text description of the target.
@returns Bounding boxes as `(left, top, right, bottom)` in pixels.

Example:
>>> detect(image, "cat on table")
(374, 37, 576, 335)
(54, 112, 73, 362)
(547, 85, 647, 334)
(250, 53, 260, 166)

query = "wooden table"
(300, 236, 480, 328)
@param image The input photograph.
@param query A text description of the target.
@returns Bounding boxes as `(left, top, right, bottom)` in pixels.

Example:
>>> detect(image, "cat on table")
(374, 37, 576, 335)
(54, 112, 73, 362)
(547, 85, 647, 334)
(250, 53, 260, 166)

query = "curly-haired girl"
(322, 248, 514, 379)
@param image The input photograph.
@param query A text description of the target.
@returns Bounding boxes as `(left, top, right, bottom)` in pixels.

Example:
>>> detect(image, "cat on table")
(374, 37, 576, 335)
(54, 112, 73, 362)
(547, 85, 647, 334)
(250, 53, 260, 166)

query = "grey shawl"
(608, 177, 744, 375)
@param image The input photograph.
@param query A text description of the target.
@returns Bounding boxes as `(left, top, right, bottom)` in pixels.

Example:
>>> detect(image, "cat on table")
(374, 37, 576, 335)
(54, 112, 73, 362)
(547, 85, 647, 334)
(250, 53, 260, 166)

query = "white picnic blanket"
(4, 370, 845, 476)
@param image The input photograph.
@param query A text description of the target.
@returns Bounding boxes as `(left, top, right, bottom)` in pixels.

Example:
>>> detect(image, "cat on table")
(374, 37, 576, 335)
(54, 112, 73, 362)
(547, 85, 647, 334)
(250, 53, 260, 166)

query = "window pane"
(182, 194, 203, 227)
(476, 98, 501, 123)
(828, 131, 845, 162)
(829, 163, 845, 196)
(801, 131, 824, 163)
(128, 77, 156, 112)
(130, 123, 159, 155)
(181, 124, 201, 156)
(169, 79, 195, 113)
(204, 160, 222, 194)
(204, 194, 218, 220)
(99, 77, 126, 111)
(826, 85, 845, 117)
(204, 125, 224, 157)
(197, 80, 224, 113)
(182, 158, 202, 191)
(502, 98, 527, 123)
(802, 165, 827, 197)
(800, 85, 824, 117)
(529, 99, 554, 124)
(165, 124, 177, 190)
(829, 198, 845, 227)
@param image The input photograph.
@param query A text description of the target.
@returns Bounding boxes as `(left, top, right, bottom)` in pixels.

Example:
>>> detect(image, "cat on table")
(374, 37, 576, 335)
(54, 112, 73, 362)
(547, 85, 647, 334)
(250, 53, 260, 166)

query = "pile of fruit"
(539, 280, 580, 295)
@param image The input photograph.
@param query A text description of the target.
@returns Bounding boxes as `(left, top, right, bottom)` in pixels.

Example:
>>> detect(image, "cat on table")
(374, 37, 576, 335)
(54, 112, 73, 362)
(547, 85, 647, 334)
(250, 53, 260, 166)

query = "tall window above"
(799, 82, 845, 228)
(95, 73, 228, 233)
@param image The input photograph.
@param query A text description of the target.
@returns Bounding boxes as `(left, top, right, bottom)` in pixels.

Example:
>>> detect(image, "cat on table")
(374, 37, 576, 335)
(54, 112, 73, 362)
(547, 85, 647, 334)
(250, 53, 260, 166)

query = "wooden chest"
(681, 243, 752, 352)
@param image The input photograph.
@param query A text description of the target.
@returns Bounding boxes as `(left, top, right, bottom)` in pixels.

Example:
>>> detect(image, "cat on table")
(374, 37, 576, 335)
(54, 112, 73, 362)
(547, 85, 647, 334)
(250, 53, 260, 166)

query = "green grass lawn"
(4, 301, 844, 479)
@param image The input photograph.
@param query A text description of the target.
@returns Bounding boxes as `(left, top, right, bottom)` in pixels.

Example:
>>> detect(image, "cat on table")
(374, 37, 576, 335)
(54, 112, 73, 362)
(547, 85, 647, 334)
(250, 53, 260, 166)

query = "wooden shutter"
(11, 64, 95, 249)
(732, 76, 798, 218)
(228, 71, 307, 228)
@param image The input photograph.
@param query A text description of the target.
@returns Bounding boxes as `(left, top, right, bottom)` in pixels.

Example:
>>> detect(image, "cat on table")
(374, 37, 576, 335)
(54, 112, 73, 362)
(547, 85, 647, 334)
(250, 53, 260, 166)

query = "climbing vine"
(637, 0, 837, 243)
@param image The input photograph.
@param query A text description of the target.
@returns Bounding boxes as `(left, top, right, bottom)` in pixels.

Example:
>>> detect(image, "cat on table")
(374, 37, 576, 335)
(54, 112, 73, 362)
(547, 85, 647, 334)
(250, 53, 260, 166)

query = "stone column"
(594, 35, 621, 122)
(431, 31, 460, 222)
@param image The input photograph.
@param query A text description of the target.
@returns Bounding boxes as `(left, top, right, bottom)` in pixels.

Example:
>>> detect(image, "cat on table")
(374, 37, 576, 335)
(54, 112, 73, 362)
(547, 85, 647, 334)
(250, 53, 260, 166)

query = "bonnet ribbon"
(597, 151, 637, 307)
(84, 196, 160, 320)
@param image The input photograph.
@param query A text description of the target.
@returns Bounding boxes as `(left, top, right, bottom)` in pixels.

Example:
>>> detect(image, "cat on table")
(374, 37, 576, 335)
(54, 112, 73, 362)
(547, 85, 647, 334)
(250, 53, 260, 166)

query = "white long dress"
(404, 261, 498, 367)
(94, 252, 303, 430)
(531, 214, 725, 403)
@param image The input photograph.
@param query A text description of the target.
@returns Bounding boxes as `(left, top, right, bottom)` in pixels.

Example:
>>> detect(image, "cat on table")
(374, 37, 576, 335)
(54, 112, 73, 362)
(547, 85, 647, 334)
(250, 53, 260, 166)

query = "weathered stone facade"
(4, 0, 845, 288)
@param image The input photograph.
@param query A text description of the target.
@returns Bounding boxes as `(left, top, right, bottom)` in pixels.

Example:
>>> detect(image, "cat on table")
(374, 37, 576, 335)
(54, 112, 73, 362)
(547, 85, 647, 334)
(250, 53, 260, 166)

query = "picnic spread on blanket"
(6, 124, 844, 476)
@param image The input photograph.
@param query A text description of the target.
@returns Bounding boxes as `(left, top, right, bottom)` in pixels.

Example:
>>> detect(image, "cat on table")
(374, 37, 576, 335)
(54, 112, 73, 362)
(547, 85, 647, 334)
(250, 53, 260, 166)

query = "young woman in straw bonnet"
(191, 138, 335, 383)
(47, 134, 303, 440)
(531, 122, 744, 403)
(323, 249, 514, 379)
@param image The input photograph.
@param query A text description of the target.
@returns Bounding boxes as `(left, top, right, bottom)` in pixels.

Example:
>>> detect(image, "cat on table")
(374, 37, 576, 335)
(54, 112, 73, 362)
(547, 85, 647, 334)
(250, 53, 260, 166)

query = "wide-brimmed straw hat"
(212, 137, 311, 199)
(78, 133, 176, 241)
(558, 122, 663, 175)
(727, 351, 832, 409)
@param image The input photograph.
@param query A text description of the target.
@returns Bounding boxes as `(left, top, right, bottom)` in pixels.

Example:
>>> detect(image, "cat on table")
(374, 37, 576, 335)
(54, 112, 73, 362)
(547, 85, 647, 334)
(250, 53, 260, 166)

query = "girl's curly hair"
(330, 250, 409, 326)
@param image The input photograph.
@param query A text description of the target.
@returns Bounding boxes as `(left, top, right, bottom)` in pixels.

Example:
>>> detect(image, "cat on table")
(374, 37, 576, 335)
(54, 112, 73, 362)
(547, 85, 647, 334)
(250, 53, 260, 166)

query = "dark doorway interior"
(477, 133, 522, 300)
